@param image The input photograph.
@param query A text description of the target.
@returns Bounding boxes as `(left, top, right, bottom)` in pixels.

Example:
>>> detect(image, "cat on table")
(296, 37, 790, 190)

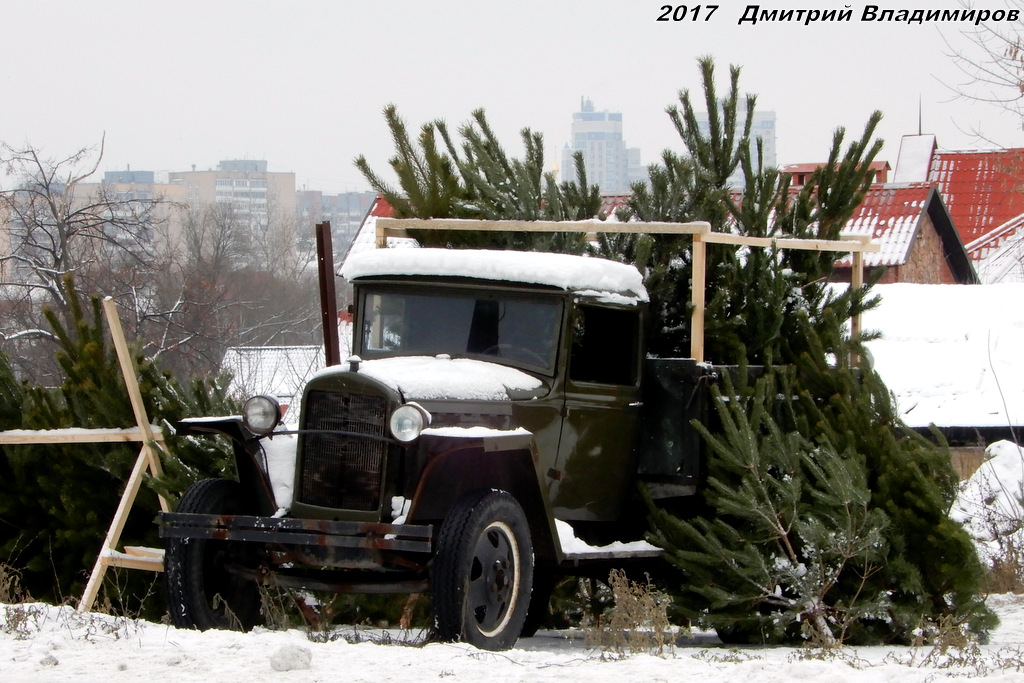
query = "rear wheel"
(432, 490, 534, 650)
(164, 478, 262, 631)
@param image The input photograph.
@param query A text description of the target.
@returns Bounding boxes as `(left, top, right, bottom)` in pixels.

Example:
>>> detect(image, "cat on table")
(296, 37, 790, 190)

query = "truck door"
(550, 302, 643, 521)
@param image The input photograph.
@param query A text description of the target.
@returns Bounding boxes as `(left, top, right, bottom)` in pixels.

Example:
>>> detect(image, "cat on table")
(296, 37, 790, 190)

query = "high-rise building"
(562, 98, 643, 195)
(169, 160, 296, 232)
(693, 108, 777, 188)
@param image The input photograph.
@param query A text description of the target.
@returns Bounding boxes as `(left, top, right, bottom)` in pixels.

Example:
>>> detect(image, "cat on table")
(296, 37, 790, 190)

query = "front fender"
(406, 427, 561, 564)
(176, 416, 278, 515)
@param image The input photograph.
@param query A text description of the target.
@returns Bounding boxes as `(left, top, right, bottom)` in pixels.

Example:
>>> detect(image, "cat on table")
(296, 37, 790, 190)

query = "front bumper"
(159, 511, 433, 554)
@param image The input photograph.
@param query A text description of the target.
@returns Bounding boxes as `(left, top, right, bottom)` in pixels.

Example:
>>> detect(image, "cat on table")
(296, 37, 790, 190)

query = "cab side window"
(569, 305, 640, 385)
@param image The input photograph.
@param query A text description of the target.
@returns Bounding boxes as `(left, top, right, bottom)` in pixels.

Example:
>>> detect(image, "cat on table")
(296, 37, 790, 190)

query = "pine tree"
(356, 106, 600, 251)
(648, 366, 892, 645)
(0, 279, 236, 614)
(780, 322, 994, 641)
(603, 57, 881, 364)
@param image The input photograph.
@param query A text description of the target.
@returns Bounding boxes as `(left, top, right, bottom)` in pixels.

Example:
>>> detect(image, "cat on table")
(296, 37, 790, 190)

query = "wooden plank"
(104, 299, 160, 455)
(104, 555, 164, 572)
(79, 442, 159, 610)
(375, 217, 879, 252)
(700, 231, 882, 253)
(0, 427, 163, 444)
(105, 546, 165, 572)
(103, 298, 168, 513)
(377, 217, 712, 236)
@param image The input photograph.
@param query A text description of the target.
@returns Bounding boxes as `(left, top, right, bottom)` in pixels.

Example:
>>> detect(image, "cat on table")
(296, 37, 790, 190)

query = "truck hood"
(340, 356, 547, 401)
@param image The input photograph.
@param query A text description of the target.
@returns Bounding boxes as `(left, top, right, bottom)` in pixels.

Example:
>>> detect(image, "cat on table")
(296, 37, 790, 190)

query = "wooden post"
(850, 250, 866, 365)
(316, 221, 341, 366)
(850, 250, 865, 340)
(690, 232, 707, 363)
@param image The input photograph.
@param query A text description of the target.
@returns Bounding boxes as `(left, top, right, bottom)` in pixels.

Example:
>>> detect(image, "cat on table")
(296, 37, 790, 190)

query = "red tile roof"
(929, 148, 1024, 246)
(368, 194, 396, 218)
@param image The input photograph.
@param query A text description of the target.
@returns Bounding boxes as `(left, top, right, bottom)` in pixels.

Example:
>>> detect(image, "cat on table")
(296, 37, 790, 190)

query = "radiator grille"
(298, 391, 389, 511)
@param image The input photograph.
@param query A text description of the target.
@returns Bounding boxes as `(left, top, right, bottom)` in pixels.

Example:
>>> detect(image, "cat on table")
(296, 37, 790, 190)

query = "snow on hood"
(340, 248, 648, 303)
(320, 356, 544, 402)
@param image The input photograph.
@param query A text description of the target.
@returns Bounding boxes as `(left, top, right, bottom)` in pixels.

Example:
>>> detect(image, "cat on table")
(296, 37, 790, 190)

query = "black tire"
(432, 490, 534, 650)
(164, 478, 262, 631)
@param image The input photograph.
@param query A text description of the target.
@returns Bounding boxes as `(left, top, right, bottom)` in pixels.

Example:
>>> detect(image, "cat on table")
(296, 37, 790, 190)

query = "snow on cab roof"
(340, 248, 649, 302)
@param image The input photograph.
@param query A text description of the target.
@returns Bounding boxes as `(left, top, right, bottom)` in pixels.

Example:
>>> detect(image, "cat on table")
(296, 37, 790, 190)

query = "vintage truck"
(160, 221, 875, 650)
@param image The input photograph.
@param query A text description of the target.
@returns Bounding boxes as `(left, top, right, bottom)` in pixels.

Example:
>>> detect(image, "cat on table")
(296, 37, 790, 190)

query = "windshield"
(359, 288, 562, 374)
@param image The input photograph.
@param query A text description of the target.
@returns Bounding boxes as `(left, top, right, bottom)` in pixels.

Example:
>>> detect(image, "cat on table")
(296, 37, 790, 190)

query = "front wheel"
(164, 478, 262, 631)
(432, 490, 534, 650)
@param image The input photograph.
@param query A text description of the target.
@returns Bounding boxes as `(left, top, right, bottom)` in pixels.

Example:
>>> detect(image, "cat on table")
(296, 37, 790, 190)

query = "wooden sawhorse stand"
(0, 297, 171, 612)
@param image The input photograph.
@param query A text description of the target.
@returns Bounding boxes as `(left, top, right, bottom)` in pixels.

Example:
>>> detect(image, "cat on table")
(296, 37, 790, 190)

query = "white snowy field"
(1, 594, 1024, 682)
(862, 283, 1024, 429)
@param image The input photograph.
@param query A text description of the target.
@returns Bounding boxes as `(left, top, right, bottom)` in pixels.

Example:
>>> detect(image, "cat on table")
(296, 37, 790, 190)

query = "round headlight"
(389, 403, 430, 443)
(242, 395, 281, 435)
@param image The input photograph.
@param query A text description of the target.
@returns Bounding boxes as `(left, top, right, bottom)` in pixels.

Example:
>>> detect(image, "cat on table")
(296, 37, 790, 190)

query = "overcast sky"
(2, 0, 1021, 193)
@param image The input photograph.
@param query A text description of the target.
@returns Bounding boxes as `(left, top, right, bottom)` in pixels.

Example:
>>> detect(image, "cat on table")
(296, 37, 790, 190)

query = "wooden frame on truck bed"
(373, 217, 880, 363)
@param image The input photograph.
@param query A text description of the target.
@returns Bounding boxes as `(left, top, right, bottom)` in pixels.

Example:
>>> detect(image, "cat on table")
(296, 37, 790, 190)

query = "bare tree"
(1, 139, 323, 384)
(136, 201, 321, 381)
(944, 1, 1024, 132)
(0, 138, 162, 381)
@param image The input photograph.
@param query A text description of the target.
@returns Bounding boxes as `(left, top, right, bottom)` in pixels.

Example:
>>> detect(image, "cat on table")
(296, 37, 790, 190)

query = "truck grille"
(298, 391, 389, 511)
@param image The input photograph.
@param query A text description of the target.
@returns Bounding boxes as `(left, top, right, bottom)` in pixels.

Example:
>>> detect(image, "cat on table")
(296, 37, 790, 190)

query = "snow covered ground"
(1, 593, 1023, 682)
(863, 283, 1024, 429)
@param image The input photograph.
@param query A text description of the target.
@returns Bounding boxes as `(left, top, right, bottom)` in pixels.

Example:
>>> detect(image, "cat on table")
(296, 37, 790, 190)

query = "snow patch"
(341, 248, 648, 302)
(316, 356, 544, 402)
(952, 440, 1024, 564)
(555, 519, 661, 557)
(260, 431, 297, 510)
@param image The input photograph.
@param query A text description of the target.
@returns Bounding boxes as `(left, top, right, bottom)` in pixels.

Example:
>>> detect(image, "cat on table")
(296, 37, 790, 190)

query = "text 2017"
(657, 5, 719, 21)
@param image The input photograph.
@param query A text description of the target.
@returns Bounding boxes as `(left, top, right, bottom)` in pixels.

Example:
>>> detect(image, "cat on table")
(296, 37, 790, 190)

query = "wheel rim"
(466, 521, 521, 637)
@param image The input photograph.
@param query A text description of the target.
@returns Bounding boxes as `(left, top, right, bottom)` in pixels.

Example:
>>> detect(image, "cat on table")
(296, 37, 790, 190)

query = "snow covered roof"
(837, 183, 977, 283)
(340, 248, 649, 302)
(973, 216, 1024, 283)
(340, 195, 416, 265)
(221, 345, 325, 401)
(888, 137, 1024, 261)
(892, 134, 936, 183)
(841, 184, 933, 267)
